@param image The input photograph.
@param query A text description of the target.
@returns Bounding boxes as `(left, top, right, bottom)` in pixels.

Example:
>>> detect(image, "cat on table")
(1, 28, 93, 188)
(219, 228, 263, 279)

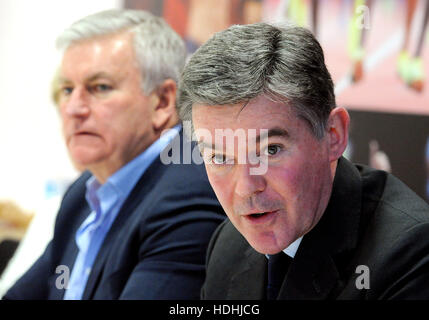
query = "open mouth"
(249, 212, 268, 218)
(245, 210, 278, 223)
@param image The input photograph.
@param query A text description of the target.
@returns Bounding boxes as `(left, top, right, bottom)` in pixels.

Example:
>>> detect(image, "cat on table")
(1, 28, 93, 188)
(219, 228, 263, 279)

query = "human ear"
(326, 107, 350, 161)
(151, 79, 178, 131)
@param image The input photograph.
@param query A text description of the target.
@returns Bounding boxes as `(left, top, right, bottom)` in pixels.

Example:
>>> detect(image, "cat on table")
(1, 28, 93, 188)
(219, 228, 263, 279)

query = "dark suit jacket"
(202, 157, 429, 300)
(4, 132, 225, 300)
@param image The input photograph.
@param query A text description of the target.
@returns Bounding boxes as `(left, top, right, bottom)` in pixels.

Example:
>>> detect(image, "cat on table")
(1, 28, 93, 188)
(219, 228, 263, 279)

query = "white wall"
(0, 0, 122, 296)
(0, 0, 123, 210)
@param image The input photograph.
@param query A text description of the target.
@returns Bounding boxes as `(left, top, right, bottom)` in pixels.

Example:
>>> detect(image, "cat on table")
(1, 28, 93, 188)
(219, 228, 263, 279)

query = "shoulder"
(127, 159, 224, 243)
(355, 163, 429, 249)
(351, 164, 429, 298)
(155, 129, 216, 194)
(158, 160, 212, 191)
(144, 160, 220, 209)
(356, 163, 429, 226)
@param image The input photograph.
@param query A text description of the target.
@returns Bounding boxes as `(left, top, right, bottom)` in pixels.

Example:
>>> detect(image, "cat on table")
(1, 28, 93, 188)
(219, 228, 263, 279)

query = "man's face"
(58, 32, 155, 181)
(192, 95, 335, 254)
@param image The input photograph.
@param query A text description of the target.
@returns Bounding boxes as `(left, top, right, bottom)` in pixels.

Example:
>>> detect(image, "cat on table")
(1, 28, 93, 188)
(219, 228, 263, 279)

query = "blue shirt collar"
(67, 125, 181, 299)
(84, 124, 181, 224)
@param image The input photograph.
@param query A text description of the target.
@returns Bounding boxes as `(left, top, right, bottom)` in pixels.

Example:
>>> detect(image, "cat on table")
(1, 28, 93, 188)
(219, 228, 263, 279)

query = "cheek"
(267, 159, 322, 219)
(206, 170, 234, 211)
(59, 110, 70, 129)
(278, 158, 328, 213)
(268, 163, 301, 197)
(92, 106, 120, 137)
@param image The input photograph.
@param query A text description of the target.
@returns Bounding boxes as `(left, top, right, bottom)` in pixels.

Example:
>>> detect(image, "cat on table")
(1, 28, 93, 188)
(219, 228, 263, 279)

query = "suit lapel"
(278, 239, 341, 299)
(50, 173, 93, 300)
(278, 157, 363, 300)
(82, 155, 167, 299)
(51, 245, 81, 300)
(227, 245, 267, 299)
(82, 128, 190, 299)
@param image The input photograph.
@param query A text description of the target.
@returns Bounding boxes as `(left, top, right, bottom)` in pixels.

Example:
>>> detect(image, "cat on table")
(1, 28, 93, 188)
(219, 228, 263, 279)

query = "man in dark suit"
(3, 9, 224, 300)
(177, 23, 429, 299)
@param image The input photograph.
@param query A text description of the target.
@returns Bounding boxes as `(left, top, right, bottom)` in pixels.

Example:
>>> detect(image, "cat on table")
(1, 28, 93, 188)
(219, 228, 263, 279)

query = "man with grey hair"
(3, 9, 224, 300)
(178, 22, 429, 299)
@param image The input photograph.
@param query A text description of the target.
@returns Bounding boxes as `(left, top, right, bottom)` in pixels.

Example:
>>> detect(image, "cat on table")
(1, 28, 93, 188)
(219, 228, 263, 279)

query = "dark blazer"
(202, 157, 429, 300)
(4, 132, 225, 300)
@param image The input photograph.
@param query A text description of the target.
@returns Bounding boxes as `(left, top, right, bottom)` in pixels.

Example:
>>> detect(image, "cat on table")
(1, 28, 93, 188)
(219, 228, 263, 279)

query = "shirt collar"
(265, 236, 303, 260)
(282, 236, 303, 258)
(109, 124, 181, 195)
(85, 124, 181, 217)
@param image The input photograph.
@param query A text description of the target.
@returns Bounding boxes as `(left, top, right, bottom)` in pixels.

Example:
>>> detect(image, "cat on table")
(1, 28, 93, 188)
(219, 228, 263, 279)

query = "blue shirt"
(63, 125, 180, 300)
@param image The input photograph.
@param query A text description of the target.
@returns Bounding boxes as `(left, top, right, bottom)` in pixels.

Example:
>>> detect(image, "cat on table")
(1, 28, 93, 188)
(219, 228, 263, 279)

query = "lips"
(74, 131, 97, 136)
(69, 130, 100, 139)
(242, 210, 279, 224)
(244, 209, 278, 217)
(67, 130, 101, 145)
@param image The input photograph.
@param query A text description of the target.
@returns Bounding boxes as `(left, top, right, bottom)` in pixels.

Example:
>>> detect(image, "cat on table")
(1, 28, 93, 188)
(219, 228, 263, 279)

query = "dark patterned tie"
(266, 251, 292, 300)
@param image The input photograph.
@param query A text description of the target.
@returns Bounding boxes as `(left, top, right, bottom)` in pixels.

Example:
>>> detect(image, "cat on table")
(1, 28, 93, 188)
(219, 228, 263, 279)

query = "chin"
(69, 149, 105, 169)
(250, 244, 282, 255)
(248, 228, 299, 255)
(246, 235, 284, 255)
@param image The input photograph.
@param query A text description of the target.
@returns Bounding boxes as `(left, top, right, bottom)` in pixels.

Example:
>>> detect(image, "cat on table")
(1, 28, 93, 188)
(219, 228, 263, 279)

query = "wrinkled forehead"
(192, 95, 297, 132)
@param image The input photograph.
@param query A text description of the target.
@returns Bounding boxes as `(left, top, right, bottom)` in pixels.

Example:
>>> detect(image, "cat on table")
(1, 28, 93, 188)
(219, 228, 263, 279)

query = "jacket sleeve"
(2, 241, 54, 300)
(118, 188, 225, 300)
(2, 172, 90, 300)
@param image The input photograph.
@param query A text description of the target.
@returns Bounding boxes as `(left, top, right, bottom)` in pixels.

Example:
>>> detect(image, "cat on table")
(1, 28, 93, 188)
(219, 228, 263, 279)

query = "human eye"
(205, 153, 234, 166)
(56, 85, 73, 103)
(212, 153, 227, 165)
(60, 86, 73, 96)
(263, 144, 283, 156)
(87, 81, 113, 96)
(89, 83, 113, 95)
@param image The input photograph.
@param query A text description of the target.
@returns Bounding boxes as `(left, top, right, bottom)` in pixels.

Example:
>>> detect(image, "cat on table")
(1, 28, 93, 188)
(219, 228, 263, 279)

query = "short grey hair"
(56, 9, 186, 94)
(178, 23, 336, 139)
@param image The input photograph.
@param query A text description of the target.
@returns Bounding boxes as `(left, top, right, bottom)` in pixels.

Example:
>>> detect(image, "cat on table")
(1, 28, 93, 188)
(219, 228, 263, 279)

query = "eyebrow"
(58, 72, 113, 85)
(198, 127, 289, 151)
(86, 72, 113, 82)
(256, 127, 289, 143)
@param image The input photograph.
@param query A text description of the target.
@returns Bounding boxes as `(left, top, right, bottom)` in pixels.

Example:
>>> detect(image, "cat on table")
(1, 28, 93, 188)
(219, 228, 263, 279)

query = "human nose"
(234, 163, 267, 198)
(63, 87, 90, 117)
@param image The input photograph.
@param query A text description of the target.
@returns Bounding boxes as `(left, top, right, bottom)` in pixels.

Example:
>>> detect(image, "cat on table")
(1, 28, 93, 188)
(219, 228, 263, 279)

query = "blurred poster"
(125, 0, 429, 113)
(347, 110, 429, 202)
(124, 0, 429, 202)
(124, 0, 264, 52)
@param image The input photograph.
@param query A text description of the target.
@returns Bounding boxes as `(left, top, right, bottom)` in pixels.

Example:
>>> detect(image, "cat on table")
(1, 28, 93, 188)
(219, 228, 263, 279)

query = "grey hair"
(56, 9, 186, 94)
(178, 23, 336, 139)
